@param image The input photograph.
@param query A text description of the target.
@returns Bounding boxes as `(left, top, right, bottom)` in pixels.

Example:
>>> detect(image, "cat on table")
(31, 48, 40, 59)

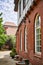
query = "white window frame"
(25, 27, 27, 52)
(35, 14, 41, 54)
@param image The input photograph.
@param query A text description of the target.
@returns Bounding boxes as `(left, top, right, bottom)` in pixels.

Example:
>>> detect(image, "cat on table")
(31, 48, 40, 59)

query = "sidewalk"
(0, 51, 16, 65)
(0, 51, 11, 58)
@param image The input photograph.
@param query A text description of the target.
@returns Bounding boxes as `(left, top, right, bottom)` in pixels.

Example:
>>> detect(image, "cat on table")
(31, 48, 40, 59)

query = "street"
(0, 51, 16, 65)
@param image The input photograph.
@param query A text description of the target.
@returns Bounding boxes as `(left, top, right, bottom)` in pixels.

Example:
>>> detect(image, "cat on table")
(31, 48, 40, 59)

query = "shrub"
(10, 48, 17, 58)
(10, 52, 15, 58)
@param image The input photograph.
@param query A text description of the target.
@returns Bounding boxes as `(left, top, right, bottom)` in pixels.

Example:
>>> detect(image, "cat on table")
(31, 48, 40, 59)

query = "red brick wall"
(16, 1, 43, 65)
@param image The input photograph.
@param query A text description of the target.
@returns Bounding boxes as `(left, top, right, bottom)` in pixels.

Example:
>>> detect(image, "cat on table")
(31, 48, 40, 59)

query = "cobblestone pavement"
(0, 51, 16, 65)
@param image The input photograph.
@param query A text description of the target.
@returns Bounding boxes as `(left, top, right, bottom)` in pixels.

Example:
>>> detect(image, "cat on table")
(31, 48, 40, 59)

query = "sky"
(0, 0, 17, 25)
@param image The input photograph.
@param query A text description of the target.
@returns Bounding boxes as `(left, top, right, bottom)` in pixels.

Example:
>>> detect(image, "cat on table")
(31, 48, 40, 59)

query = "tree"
(0, 13, 8, 49)
(5, 35, 16, 50)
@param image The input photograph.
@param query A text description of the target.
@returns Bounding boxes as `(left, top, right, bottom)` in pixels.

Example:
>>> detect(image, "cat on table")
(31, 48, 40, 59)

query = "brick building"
(14, 0, 43, 65)
(4, 22, 17, 36)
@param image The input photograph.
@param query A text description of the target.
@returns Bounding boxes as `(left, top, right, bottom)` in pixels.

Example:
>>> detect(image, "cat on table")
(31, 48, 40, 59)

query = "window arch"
(35, 14, 41, 54)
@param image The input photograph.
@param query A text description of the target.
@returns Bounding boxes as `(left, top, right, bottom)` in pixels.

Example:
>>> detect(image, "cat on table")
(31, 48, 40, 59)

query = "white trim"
(25, 27, 27, 52)
(18, 0, 33, 25)
(35, 14, 41, 54)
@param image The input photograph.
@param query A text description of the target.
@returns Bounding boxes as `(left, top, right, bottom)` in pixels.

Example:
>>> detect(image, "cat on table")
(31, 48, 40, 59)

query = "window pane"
(40, 34, 41, 39)
(39, 40, 41, 46)
(36, 28, 40, 34)
(36, 29, 39, 34)
(36, 20, 39, 26)
(37, 47, 40, 52)
(36, 41, 40, 46)
(36, 16, 40, 26)
(37, 47, 41, 52)
(36, 35, 40, 40)
(39, 28, 41, 33)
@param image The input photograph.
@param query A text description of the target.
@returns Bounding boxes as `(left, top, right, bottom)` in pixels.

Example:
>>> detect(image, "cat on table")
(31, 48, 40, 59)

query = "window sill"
(34, 53, 41, 59)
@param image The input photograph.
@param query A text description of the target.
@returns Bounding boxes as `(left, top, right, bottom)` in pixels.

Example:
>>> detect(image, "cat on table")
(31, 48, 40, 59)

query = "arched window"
(35, 14, 41, 54)
(24, 27, 27, 52)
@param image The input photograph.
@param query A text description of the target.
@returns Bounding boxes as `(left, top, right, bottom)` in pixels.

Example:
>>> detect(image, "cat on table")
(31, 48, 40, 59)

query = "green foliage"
(0, 18, 3, 23)
(0, 24, 5, 34)
(10, 52, 15, 58)
(8, 35, 16, 43)
(10, 48, 17, 58)
(0, 34, 8, 46)
(4, 35, 16, 50)
(0, 13, 8, 49)
(12, 48, 17, 54)
(8, 35, 16, 48)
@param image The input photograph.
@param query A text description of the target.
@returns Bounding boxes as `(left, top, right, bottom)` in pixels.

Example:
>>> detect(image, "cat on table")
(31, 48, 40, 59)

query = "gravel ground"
(0, 51, 16, 65)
